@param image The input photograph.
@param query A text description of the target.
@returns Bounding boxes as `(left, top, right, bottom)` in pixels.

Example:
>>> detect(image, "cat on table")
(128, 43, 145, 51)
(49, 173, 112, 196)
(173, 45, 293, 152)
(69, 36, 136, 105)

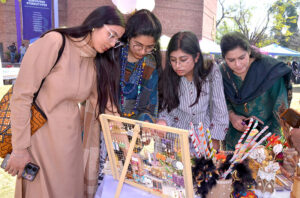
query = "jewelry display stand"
(100, 114, 194, 198)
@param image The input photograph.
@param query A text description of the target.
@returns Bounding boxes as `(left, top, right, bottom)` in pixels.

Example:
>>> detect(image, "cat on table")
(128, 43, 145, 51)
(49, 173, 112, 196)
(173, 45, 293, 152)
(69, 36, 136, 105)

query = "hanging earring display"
(100, 114, 194, 197)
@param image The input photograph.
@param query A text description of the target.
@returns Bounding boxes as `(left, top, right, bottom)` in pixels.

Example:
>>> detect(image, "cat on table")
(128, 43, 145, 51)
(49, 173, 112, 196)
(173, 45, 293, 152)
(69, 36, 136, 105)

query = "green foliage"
(216, 21, 237, 43)
(256, 36, 277, 48)
(216, 0, 299, 50)
(270, 0, 299, 47)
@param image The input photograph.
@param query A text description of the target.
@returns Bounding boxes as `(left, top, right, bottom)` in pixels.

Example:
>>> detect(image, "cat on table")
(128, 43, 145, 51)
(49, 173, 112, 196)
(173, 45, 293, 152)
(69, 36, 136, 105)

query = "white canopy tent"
(261, 44, 300, 57)
(160, 36, 222, 55)
(159, 35, 171, 51)
(199, 38, 221, 54)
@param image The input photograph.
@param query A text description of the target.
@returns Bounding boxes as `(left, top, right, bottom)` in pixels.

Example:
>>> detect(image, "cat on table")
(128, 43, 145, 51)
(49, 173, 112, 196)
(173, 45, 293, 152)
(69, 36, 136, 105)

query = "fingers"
(156, 119, 167, 126)
(240, 116, 247, 120)
(11, 169, 19, 177)
(251, 116, 264, 124)
(5, 149, 32, 177)
(5, 161, 23, 178)
(17, 168, 24, 178)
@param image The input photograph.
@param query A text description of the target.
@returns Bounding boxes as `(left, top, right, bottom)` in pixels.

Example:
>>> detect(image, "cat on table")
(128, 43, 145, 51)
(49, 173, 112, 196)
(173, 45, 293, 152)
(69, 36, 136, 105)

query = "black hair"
(232, 161, 256, 195)
(192, 157, 219, 198)
(42, 6, 125, 115)
(159, 31, 212, 113)
(220, 31, 261, 59)
(121, 9, 162, 74)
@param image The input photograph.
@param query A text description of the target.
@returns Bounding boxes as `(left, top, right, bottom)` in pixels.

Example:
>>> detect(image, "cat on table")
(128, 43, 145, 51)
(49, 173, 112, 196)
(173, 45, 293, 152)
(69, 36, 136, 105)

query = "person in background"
(19, 43, 27, 63)
(220, 32, 292, 150)
(292, 60, 300, 84)
(158, 31, 229, 150)
(6, 6, 125, 198)
(7, 42, 17, 63)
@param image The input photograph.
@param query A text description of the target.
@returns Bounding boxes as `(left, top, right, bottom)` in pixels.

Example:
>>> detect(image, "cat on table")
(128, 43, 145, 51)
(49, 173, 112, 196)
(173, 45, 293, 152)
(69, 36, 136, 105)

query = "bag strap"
(33, 33, 66, 102)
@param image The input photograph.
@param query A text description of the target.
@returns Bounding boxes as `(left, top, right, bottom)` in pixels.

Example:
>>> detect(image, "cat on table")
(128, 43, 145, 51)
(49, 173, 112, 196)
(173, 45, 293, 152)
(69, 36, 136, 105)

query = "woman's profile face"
(224, 47, 251, 77)
(91, 24, 125, 53)
(169, 49, 198, 81)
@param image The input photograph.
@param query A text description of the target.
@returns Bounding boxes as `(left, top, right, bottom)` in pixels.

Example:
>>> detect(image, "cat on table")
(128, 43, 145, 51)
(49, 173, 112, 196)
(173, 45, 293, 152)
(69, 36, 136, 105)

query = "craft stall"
(96, 108, 299, 198)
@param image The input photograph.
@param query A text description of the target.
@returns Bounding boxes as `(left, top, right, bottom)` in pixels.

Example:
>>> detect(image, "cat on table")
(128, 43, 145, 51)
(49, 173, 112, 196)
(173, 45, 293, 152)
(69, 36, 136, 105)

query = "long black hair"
(121, 9, 162, 73)
(220, 32, 261, 60)
(159, 31, 212, 113)
(43, 6, 125, 115)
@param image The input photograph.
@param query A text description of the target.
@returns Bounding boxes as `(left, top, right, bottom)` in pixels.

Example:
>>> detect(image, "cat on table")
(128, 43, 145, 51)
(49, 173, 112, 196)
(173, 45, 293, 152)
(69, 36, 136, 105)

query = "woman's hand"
(154, 119, 167, 138)
(229, 111, 248, 132)
(156, 119, 167, 126)
(248, 115, 264, 125)
(212, 139, 220, 150)
(5, 149, 31, 178)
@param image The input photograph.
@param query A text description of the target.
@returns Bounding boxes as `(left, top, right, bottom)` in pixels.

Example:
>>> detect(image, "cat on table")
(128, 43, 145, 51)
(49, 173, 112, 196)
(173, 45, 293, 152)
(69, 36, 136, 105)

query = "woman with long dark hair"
(96, 9, 162, 192)
(6, 6, 125, 197)
(220, 32, 292, 150)
(158, 31, 229, 150)
(118, 9, 162, 122)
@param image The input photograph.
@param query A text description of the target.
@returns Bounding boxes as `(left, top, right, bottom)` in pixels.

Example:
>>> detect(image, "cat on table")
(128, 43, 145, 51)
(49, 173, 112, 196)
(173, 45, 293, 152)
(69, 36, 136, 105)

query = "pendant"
(244, 103, 248, 113)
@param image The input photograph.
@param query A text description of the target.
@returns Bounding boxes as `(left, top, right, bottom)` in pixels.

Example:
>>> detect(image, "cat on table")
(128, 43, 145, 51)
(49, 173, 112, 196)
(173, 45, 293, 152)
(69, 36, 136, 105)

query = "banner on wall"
(22, 0, 52, 40)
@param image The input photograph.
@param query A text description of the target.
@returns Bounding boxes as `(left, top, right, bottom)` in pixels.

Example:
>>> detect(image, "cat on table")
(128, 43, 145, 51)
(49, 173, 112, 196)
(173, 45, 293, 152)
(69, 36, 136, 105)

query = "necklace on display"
(120, 45, 146, 117)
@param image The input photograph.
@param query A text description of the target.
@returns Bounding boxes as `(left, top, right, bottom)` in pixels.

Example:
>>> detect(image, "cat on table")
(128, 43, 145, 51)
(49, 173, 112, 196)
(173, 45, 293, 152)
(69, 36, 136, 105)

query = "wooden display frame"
(100, 114, 194, 198)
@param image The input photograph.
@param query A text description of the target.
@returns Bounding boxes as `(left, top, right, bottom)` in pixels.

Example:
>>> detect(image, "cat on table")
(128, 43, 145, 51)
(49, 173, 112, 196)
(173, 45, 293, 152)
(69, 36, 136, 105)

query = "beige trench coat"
(10, 32, 100, 198)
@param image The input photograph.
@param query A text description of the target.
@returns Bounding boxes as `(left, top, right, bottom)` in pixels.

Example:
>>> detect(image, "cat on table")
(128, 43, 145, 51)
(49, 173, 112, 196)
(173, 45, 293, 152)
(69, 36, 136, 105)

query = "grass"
(0, 85, 16, 198)
(0, 85, 299, 197)
(0, 157, 16, 198)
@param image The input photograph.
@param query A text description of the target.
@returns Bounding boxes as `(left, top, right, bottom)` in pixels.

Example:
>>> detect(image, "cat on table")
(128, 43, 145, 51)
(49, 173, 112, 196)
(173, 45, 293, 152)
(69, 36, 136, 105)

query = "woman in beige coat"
(5, 6, 125, 198)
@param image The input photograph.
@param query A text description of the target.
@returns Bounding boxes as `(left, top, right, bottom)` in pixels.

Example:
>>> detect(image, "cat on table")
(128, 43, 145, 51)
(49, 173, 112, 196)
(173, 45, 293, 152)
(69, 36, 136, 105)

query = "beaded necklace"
(120, 45, 146, 117)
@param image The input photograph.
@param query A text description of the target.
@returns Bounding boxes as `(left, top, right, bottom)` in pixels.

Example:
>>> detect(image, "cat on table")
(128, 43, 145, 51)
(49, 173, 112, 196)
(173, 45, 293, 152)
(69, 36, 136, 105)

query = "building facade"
(0, 0, 217, 61)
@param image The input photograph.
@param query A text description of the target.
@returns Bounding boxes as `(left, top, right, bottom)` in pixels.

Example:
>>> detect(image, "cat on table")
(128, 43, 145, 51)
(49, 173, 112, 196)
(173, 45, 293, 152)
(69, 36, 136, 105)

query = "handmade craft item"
(192, 157, 219, 198)
(206, 129, 215, 160)
(207, 178, 232, 198)
(223, 132, 272, 179)
(255, 161, 280, 198)
(291, 159, 300, 198)
(100, 114, 194, 198)
(230, 162, 257, 198)
(232, 118, 254, 162)
(282, 148, 298, 177)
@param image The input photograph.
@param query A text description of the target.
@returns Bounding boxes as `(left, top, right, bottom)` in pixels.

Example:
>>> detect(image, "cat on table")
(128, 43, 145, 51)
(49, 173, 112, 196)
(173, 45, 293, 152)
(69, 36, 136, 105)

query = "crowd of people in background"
(6, 42, 27, 63)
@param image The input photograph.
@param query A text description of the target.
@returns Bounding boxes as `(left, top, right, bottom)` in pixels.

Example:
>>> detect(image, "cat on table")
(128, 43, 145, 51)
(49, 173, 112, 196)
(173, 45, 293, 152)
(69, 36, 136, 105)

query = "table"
(95, 175, 291, 198)
(2, 68, 19, 80)
(95, 175, 159, 198)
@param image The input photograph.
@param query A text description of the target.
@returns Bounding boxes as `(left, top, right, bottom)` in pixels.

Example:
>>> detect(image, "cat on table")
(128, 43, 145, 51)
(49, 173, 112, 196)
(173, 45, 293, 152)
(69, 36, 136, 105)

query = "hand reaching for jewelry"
(156, 119, 167, 126)
(154, 119, 167, 138)
(248, 116, 264, 125)
(229, 111, 248, 132)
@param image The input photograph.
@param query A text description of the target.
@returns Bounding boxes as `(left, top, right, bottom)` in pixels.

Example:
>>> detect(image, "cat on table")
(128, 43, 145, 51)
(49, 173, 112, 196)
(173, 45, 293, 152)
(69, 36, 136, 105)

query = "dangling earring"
(92, 28, 95, 32)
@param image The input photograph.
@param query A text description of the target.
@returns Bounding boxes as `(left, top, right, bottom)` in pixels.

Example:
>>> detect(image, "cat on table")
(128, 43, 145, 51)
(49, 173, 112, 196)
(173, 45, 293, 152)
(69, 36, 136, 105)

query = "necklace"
(120, 46, 146, 117)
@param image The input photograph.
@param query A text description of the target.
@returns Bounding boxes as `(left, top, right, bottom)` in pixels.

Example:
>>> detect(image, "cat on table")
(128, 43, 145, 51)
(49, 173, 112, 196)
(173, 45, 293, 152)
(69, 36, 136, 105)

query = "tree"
(269, 0, 299, 49)
(216, 0, 299, 49)
(216, 0, 271, 45)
